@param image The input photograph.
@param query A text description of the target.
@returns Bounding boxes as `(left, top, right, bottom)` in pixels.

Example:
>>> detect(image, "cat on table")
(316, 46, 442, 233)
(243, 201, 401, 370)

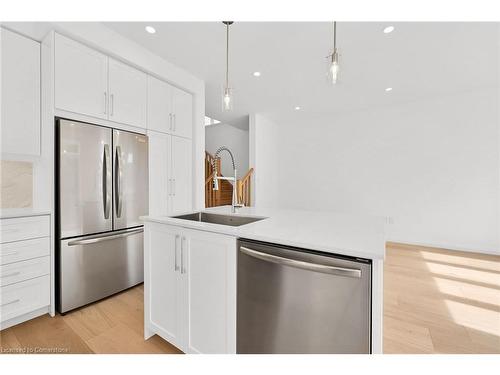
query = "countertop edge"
(140, 214, 385, 261)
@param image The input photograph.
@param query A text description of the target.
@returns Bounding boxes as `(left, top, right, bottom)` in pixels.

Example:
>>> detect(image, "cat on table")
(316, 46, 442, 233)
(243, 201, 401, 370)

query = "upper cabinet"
(147, 76, 192, 139)
(147, 76, 173, 134)
(54, 33, 108, 120)
(1, 28, 41, 156)
(54, 33, 147, 129)
(108, 59, 147, 128)
(171, 86, 193, 139)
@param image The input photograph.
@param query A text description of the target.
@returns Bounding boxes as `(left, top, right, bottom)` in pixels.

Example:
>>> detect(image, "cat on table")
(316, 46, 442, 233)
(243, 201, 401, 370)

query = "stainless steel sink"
(171, 212, 265, 227)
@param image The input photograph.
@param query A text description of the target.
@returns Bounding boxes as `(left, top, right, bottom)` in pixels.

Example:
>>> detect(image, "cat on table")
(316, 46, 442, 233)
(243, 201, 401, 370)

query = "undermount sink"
(171, 212, 265, 227)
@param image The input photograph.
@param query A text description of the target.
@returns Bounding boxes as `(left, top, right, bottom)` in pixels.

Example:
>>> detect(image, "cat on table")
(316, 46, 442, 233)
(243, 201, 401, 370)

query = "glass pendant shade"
(222, 86, 233, 111)
(327, 49, 340, 84)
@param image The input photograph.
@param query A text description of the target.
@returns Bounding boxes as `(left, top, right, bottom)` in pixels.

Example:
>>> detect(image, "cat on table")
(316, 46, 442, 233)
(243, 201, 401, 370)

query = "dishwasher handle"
(239, 246, 362, 278)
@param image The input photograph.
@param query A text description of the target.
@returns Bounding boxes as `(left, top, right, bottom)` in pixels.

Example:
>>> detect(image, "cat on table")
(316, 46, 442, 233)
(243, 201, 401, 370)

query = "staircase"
(205, 151, 253, 208)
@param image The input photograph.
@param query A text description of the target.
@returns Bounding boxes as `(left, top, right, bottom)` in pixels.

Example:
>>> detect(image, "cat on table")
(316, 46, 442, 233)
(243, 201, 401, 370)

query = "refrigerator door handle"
(67, 228, 144, 246)
(115, 145, 123, 218)
(103, 144, 112, 219)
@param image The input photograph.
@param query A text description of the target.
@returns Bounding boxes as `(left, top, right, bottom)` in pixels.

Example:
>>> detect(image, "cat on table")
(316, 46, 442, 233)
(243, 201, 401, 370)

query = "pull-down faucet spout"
(212, 146, 243, 213)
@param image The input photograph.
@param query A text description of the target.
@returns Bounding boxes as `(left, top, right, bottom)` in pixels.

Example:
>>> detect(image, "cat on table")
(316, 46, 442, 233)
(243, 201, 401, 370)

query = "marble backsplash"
(0, 160, 33, 208)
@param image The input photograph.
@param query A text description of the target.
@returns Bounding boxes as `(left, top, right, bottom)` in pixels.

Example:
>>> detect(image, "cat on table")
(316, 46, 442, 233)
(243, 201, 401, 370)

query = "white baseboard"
(387, 238, 499, 256)
(0, 306, 50, 331)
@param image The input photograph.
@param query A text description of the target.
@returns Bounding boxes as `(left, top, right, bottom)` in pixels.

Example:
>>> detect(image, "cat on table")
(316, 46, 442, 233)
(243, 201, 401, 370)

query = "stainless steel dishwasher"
(237, 239, 372, 354)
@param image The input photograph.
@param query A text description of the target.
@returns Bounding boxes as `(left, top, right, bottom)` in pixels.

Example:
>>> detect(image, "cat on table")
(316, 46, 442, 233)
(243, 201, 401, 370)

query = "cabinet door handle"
(110, 94, 114, 116)
(104, 92, 107, 114)
(174, 234, 180, 271)
(172, 179, 176, 196)
(173, 114, 176, 132)
(169, 113, 173, 131)
(180, 237, 186, 274)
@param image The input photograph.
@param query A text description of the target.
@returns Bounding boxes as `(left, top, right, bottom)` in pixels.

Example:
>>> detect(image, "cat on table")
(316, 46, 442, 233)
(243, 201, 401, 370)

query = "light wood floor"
(1, 243, 499, 354)
(383, 242, 500, 353)
(0, 284, 181, 354)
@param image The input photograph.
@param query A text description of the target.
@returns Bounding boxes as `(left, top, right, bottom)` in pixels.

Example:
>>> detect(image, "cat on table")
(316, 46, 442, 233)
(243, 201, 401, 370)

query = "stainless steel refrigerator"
(56, 118, 148, 313)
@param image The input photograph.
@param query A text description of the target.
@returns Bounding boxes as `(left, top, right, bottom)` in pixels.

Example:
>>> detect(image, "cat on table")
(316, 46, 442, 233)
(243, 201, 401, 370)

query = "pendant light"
(327, 21, 340, 85)
(222, 21, 234, 111)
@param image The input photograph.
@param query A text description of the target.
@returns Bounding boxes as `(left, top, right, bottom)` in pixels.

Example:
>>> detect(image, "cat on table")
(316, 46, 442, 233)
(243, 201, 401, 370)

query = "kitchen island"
(141, 206, 385, 354)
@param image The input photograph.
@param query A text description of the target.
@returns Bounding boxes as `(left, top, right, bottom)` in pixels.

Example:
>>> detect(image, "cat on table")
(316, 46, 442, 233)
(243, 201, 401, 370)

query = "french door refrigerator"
(56, 118, 148, 313)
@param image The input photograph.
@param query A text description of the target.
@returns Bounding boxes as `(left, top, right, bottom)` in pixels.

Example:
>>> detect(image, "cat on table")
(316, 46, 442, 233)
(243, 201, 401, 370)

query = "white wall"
(251, 89, 499, 254)
(206, 123, 249, 179)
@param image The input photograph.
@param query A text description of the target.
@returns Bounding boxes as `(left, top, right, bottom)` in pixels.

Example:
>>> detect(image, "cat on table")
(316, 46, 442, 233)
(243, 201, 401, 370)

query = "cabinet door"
(182, 229, 237, 354)
(145, 223, 182, 348)
(1, 28, 40, 156)
(108, 58, 147, 128)
(55, 33, 108, 119)
(171, 136, 192, 213)
(148, 131, 172, 216)
(171, 87, 193, 139)
(147, 76, 173, 134)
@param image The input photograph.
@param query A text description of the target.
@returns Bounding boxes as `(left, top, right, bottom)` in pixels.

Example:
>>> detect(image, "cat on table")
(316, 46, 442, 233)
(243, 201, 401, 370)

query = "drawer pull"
(1, 271, 21, 278)
(1, 299, 20, 307)
(2, 228, 20, 233)
(2, 251, 19, 257)
(2, 271, 21, 279)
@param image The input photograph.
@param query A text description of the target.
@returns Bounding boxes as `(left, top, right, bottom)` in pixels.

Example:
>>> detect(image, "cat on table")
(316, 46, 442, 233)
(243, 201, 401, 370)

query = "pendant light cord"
(225, 23, 229, 88)
(333, 21, 337, 50)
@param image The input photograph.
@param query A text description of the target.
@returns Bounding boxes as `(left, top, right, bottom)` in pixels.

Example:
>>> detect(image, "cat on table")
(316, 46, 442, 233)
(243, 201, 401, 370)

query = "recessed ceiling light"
(294, 106, 301, 110)
(385, 87, 393, 92)
(145, 26, 156, 34)
(253, 71, 261, 77)
(383, 26, 395, 34)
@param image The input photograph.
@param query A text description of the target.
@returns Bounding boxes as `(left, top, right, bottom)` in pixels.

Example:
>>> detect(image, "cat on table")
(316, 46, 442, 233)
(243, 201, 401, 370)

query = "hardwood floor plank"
(6, 314, 93, 354)
(62, 304, 116, 342)
(383, 243, 500, 354)
(85, 323, 180, 354)
(0, 329, 22, 352)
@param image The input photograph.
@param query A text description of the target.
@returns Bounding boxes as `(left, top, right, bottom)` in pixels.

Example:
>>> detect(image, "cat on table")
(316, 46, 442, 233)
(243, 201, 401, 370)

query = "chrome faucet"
(212, 146, 244, 213)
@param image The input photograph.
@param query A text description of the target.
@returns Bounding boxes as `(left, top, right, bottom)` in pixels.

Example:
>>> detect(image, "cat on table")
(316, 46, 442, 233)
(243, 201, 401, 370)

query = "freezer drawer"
(237, 240, 371, 354)
(58, 228, 144, 313)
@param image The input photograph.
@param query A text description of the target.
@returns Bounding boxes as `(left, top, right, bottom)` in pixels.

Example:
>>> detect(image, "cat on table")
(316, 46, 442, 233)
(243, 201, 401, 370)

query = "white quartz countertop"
(141, 206, 386, 260)
(0, 208, 52, 219)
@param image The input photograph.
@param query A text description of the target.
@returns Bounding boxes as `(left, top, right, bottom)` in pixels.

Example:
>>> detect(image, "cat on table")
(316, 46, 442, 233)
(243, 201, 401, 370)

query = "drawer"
(1, 275, 50, 323)
(0, 215, 50, 243)
(0, 237, 50, 265)
(0, 256, 50, 287)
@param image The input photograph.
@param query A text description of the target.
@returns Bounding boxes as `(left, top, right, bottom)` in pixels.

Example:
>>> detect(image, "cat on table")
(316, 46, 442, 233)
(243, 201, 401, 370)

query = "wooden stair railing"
(205, 151, 254, 208)
(236, 168, 254, 207)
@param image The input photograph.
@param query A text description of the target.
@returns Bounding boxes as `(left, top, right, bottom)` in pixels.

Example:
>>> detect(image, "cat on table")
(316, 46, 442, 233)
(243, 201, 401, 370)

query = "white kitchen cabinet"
(171, 136, 192, 213)
(147, 76, 173, 134)
(144, 222, 237, 353)
(0, 214, 51, 330)
(184, 229, 237, 354)
(108, 58, 147, 128)
(148, 131, 171, 216)
(54, 33, 148, 129)
(144, 223, 182, 349)
(1, 28, 41, 156)
(148, 131, 192, 215)
(54, 33, 108, 120)
(147, 76, 192, 139)
(171, 86, 193, 139)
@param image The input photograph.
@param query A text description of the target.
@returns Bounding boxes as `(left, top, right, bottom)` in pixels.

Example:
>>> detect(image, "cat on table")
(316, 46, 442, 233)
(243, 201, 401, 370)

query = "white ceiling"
(104, 22, 499, 129)
(4, 22, 498, 129)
